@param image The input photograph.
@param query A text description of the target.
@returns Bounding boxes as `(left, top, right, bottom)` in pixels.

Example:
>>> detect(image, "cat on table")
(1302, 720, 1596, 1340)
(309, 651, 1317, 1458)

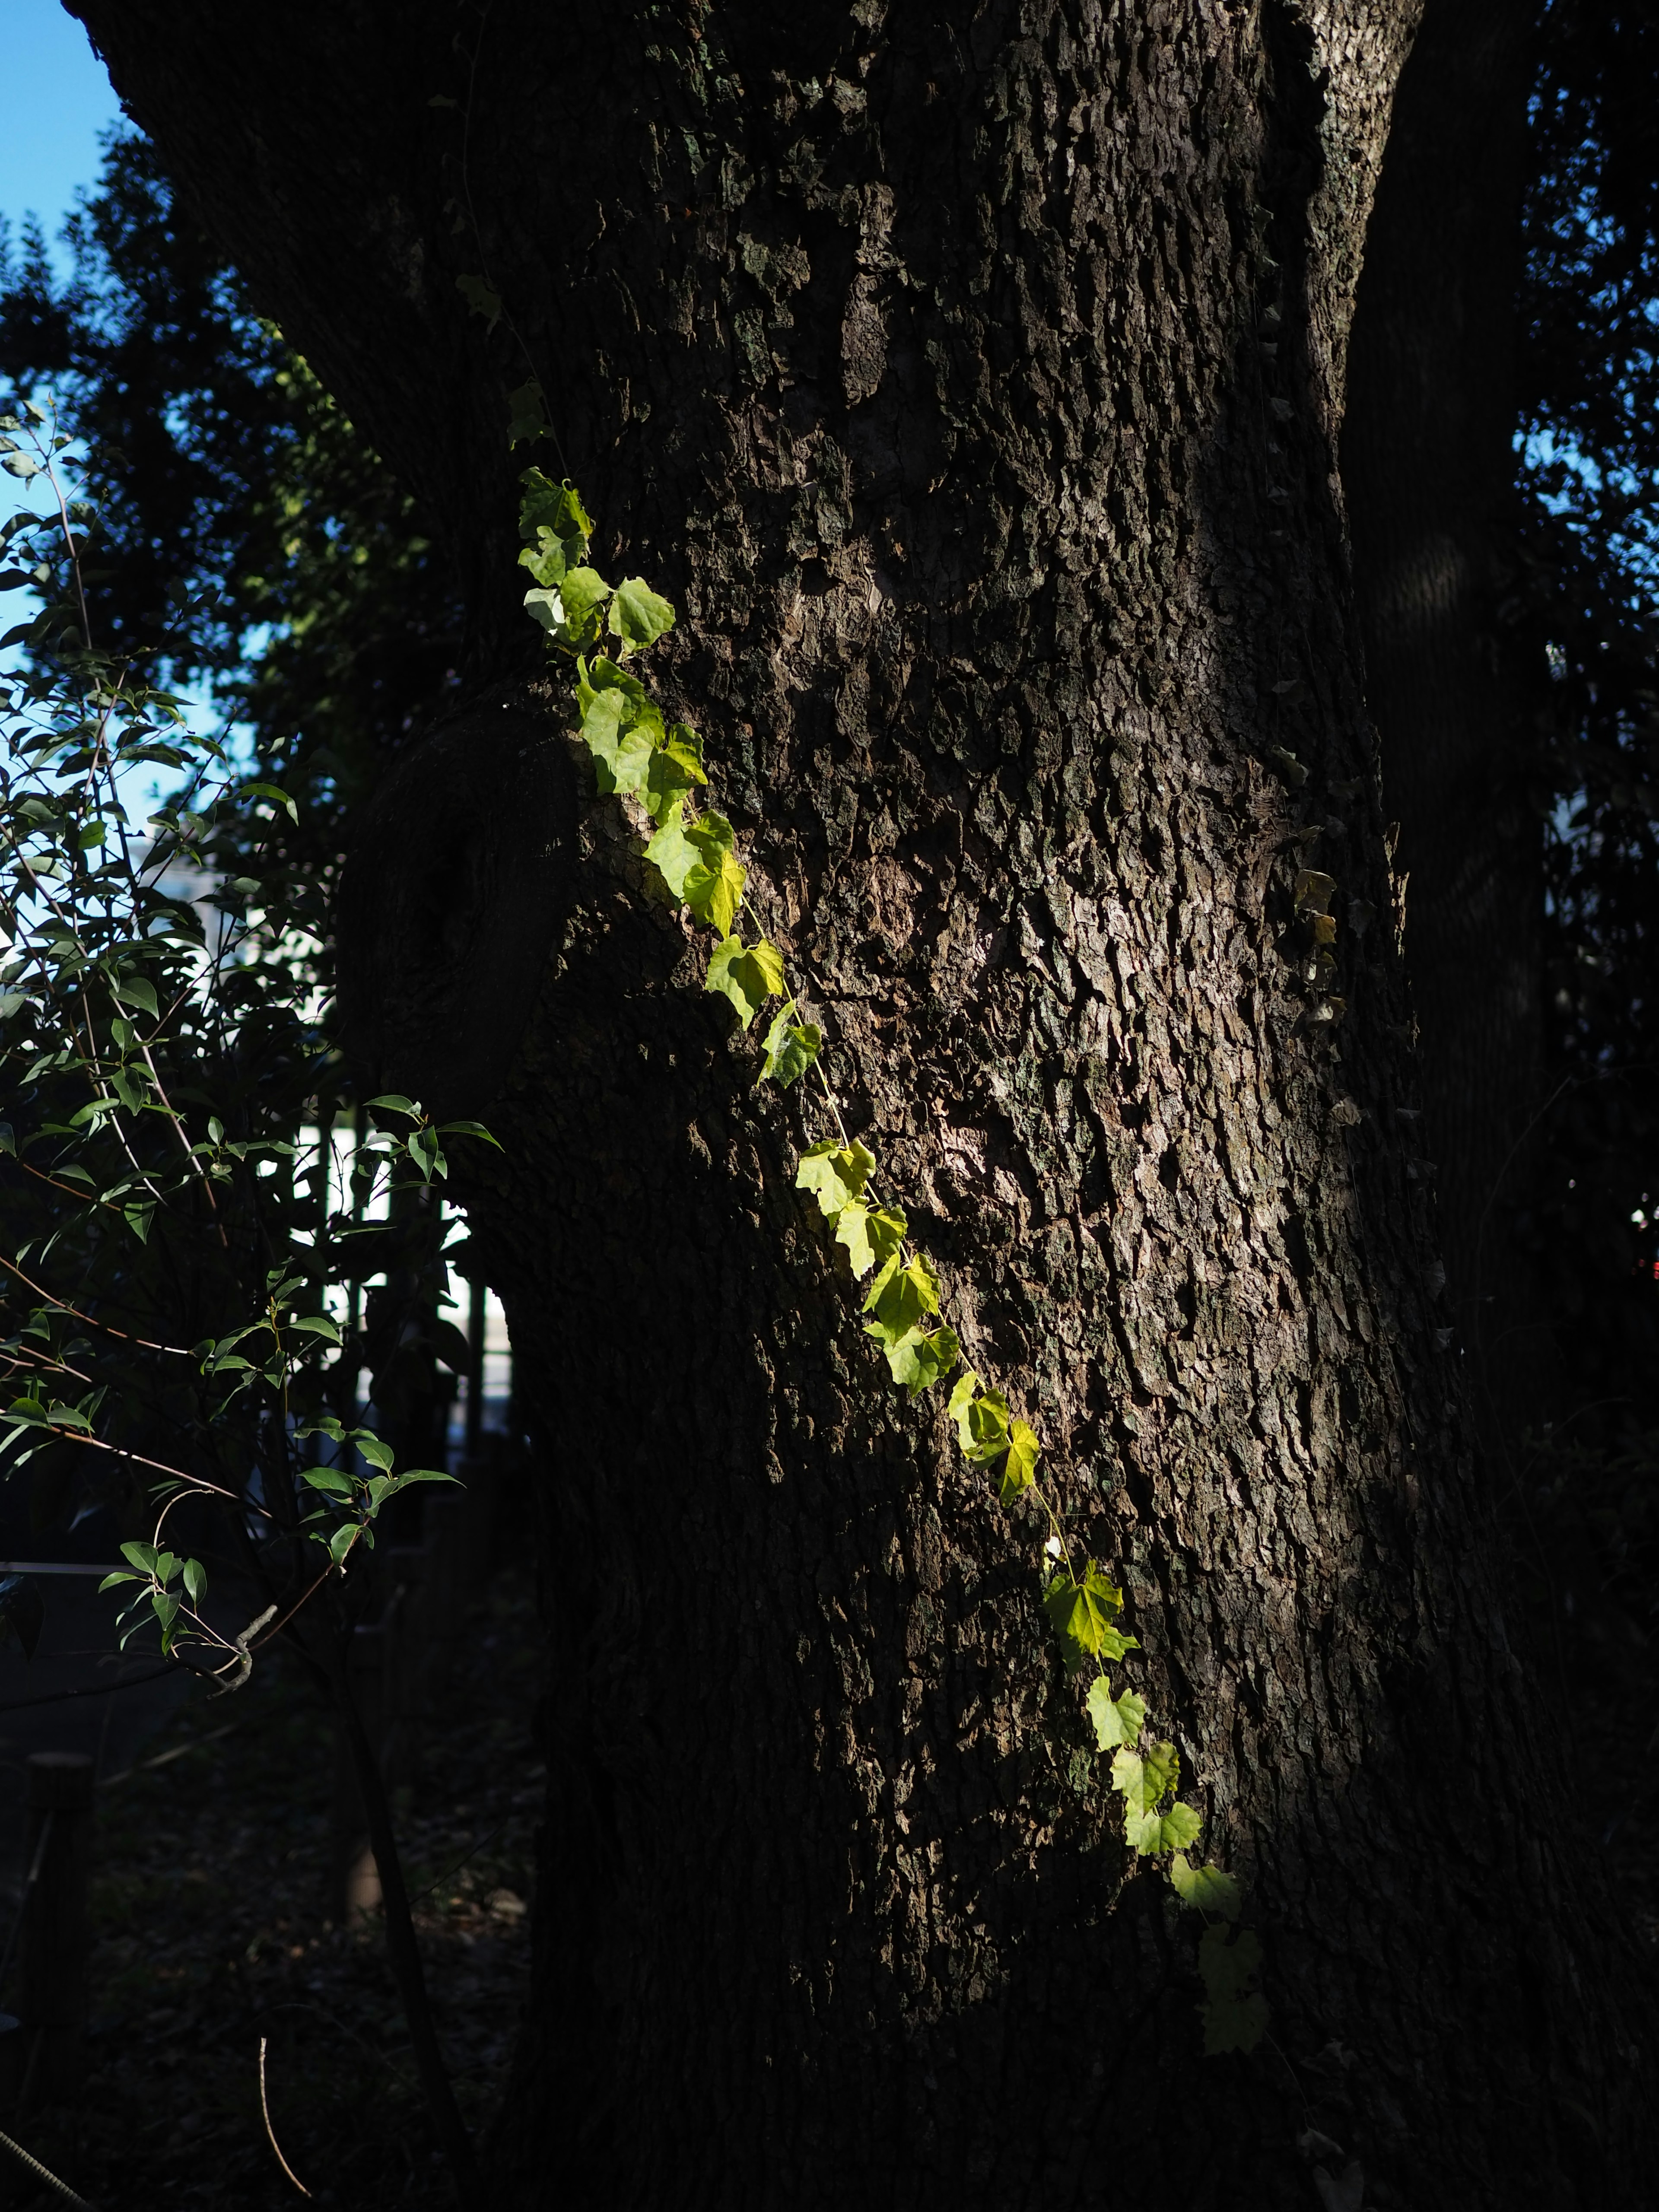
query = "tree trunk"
(67, 1, 1656, 2204)
(1342, 0, 1553, 1473)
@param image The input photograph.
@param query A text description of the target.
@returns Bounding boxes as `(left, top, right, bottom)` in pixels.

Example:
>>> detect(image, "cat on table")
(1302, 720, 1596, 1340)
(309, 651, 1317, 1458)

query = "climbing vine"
(515, 468, 1269, 2055)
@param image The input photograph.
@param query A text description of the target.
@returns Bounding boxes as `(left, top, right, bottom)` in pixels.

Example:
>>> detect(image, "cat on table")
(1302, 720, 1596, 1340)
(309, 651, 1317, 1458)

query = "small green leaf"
(1086, 1678, 1146, 1752)
(1126, 1799, 1203, 1855)
(456, 272, 503, 328)
(1112, 1740, 1199, 1852)
(366, 1094, 421, 1119)
(862, 1251, 941, 1345)
(356, 1436, 394, 1472)
(328, 1523, 361, 1567)
(288, 1315, 342, 1344)
(120, 1540, 160, 1575)
(110, 974, 158, 1018)
(1198, 1923, 1269, 2055)
(608, 575, 676, 655)
(507, 379, 550, 445)
(947, 1370, 982, 1454)
(181, 1557, 207, 1607)
(705, 935, 786, 1029)
(642, 724, 707, 826)
(1170, 1855, 1242, 1921)
(576, 656, 661, 792)
(1000, 1418, 1040, 1503)
(834, 1200, 906, 1278)
(759, 1007, 822, 1088)
(956, 1384, 1011, 1465)
(550, 565, 613, 651)
(880, 1324, 960, 1396)
(245, 780, 299, 823)
(1044, 1563, 1135, 1675)
(517, 469, 591, 566)
(795, 1139, 875, 1220)
(645, 813, 702, 901)
(300, 1466, 355, 1497)
(682, 813, 747, 937)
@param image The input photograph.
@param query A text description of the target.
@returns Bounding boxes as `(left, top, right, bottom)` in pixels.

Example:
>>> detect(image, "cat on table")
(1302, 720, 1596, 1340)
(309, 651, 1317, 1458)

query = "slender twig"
(27, 1420, 243, 1506)
(0, 1247, 193, 1356)
(0, 2121, 99, 2209)
(258, 2037, 313, 2198)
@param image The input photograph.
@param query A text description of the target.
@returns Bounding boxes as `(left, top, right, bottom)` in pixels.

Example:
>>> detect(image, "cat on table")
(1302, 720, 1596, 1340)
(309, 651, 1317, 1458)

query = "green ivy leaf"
(682, 814, 747, 937)
(456, 272, 502, 329)
(1198, 1924, 1269, 2055)
(534, 565, 612, 652)
(1126, 1799, 1203, 1855)
(947, 1370, 982, 1452)
(834, 1200, 906, 1278)
(1086, 1678, 1147, 1752)
(518, 470, 591, 555)
(645, 814, 702, 901)
(642, 724, 707, 826)
(759, 1007, 822, 1088)
(795, 1139, 876, 1219)
(1112, 1740, 1200, 1851)
(1170, 1855, 1242, 1921)
(880, 1324, 960, 1396)
(507, 379, 550, 446)
(1044, 1563, 1135, 1675)
(1112, 1737, 1179, 1815)
(1001, 1418, 1040, 1502)
(609, 575, 676, 655)
(576, 656, 662, 794)
(953, 1382, 1011, 1465)
(706, 935, 786, 1029)
(862, 1250, 941, 1345)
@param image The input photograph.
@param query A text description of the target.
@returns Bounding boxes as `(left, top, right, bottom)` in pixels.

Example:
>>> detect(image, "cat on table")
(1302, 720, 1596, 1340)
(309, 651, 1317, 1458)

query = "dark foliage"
(1523, 1, 1659, 1447)
(0, 128, 464, 947)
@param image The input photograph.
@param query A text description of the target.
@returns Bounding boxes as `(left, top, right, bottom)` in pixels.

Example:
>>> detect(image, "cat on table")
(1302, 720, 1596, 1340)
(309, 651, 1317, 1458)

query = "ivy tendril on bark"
(516, 467, 1269, 2056)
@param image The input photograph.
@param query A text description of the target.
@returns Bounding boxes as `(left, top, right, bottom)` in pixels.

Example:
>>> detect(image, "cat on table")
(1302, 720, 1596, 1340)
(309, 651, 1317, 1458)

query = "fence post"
(20, 1751, 92, 2106)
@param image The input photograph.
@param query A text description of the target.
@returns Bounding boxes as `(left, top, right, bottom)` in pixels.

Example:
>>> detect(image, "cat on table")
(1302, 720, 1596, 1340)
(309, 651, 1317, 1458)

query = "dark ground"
(0, 1440, 1655, 2209)
(0, 1563, 540, 2210)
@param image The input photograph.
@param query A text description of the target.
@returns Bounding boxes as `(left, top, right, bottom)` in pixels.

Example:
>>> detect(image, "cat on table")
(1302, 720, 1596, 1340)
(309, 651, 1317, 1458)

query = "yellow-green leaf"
(609, 575, 676, 654)
(682, 812, 747, 936)
(862, 1250, 941, 1345)
(834, 1201, 906, 1278)
(1000, 1417, 1040, 1502)
(1086, 1678, 1146, 1751)
(1170, 1855, 1242, 1921)
(880, 1324, 960, 1396)
(1045, 1563, 1135, 1674)
(760, 1007, 822, 1087)
(706, 935, 786, 1029)
(1198, 1923, 1269, 2055)
(795, 1140, 875, 1219)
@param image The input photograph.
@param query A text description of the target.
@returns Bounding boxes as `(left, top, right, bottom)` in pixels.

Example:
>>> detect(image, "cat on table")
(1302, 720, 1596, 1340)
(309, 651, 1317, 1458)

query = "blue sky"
(0, 2, 121, 273)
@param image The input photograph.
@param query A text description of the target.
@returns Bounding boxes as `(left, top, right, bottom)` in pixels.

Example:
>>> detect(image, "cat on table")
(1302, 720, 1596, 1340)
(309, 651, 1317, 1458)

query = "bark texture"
(1342, 0, 1552, 1466)
(70, 1, 1654, 2206)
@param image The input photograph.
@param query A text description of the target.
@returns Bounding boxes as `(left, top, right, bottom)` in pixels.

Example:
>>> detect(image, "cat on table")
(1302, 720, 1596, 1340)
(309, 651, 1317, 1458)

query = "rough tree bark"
(1342, 0, 1554, 1473)
(68, 1, 1654, 2205)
